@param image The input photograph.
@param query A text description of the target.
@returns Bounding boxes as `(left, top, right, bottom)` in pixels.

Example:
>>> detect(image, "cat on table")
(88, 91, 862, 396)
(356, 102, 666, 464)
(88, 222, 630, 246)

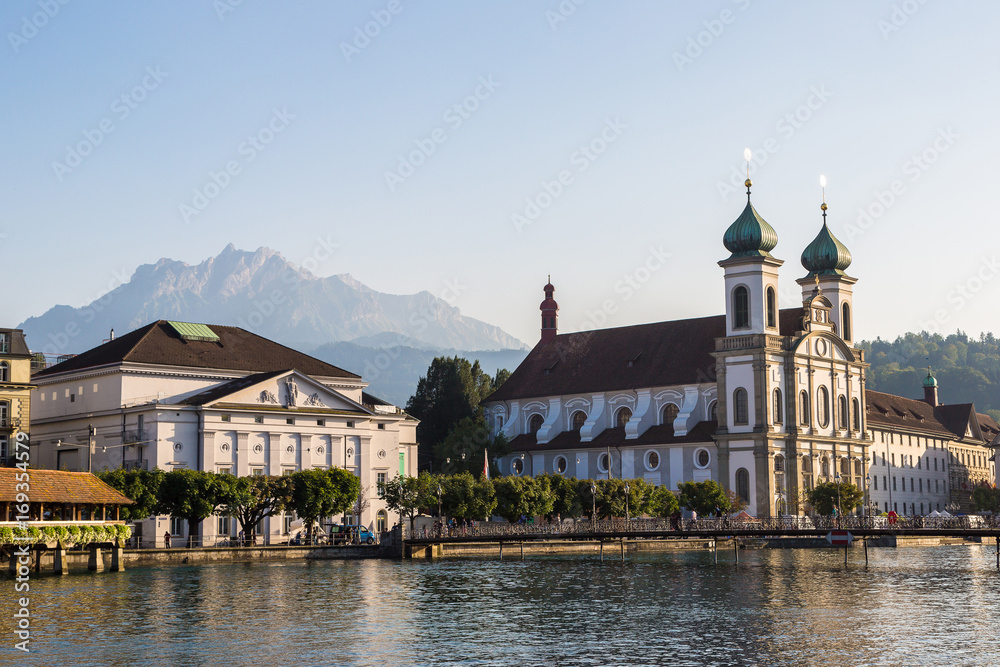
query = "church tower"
(718, 178, 783, 336)
(540, 277, 558, 344)
(797, 192, 857, 344)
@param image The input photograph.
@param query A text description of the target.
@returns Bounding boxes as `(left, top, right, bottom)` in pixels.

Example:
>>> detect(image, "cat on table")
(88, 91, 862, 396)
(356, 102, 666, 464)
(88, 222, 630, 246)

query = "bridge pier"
(599, 540, 604, 562)
(520, 542, 524, 561)
(621, 539, 625, 563)
(734, 537, 738, 564)
(54, 542, 68, 575)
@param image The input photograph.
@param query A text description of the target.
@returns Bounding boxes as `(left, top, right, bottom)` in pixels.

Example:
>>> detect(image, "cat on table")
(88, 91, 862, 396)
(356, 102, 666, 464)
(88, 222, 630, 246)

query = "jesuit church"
(484, 181, 998, 518)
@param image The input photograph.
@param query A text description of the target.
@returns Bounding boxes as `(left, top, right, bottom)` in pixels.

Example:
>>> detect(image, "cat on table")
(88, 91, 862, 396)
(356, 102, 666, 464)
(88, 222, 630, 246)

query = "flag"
(483, 448, 490, 480)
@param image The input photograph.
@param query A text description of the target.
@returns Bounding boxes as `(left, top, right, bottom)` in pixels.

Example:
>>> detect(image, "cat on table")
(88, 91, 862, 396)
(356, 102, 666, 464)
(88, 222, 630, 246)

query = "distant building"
(28, 321, 418, 545)
(484, 187, 997, 517)
(0, 327, 34, 466)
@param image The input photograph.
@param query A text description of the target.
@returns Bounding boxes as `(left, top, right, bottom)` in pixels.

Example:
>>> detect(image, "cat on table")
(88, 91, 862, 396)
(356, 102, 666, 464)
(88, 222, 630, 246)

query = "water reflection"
(2, 546, 999, 666)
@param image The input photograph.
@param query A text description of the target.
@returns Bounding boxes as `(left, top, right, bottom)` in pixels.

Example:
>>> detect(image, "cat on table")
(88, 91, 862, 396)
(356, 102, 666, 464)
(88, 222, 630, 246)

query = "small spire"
(819, 174, 828, 224)
(744, 147, 753, 201)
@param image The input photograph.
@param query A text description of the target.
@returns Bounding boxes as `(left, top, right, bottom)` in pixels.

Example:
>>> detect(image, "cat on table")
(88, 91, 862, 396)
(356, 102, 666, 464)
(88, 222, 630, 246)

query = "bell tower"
(540, 277, 558, 344)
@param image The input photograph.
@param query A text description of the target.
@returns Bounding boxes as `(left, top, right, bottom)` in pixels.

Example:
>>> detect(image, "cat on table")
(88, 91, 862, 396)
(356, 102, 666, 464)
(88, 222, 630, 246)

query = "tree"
(218, 475, 294, 545)
(972, 486, 1000, 513)
(596, 478, 649, 519)
(352, 485, 372, 526)
(726, 490, 748, 516)
(98, 467, 165, 523)
(677, 480, 731, 517)
(156, 470, 231, 547)
(647, 485, 680, 518)
(493, 476, 553, 523)
(576, 479, 599, 520)
(435, 415, 509, 477)
(406, 356, 509, 471)
(378, 474, 429, 533)
(806, 481, 864, 516)
(440, 471, 496, 519)
(289, 468, 361, 543)
(543, 473, 584, 519)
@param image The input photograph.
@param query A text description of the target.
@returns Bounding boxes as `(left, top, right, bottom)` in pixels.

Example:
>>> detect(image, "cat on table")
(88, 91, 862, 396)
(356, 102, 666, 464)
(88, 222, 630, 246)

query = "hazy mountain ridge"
(18, 245, 527, 356)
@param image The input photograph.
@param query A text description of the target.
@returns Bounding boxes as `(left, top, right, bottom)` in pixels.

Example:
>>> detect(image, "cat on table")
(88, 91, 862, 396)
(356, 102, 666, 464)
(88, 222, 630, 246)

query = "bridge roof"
(0, 469, 134, 505)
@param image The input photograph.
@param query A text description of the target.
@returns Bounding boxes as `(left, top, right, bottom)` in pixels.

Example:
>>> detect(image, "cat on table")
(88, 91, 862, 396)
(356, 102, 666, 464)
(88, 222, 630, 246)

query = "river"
(3, 544, 1000, 666)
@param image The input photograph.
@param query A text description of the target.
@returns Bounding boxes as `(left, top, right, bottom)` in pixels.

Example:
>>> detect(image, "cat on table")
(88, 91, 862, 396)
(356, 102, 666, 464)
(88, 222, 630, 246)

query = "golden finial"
(744, 148, 752, 200)
(819, 174, 828, 224)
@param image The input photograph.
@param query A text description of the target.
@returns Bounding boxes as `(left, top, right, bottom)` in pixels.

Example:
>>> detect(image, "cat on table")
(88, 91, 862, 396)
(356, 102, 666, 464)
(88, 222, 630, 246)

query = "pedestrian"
(164, 531, 171, 549)
(832, 506, 839, 528)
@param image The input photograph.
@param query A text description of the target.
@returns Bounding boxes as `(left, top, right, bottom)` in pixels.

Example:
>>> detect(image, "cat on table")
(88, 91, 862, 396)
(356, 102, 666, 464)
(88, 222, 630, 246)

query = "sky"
(3, 1, 999, 348)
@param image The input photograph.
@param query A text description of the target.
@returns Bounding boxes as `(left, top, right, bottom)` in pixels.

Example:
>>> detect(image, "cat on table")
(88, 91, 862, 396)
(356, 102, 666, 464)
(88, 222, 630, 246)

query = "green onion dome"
(722, 200, 778, 259)
(801, 221, 852, 276)
(923, 371, 938, 389)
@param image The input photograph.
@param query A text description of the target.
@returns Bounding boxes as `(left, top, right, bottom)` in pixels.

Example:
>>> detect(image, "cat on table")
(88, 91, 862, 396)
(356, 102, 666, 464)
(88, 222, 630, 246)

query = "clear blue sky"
(3, 1, 998, 347)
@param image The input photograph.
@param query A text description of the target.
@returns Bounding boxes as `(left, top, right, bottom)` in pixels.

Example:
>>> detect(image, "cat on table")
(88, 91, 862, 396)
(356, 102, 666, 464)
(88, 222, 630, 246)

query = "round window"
(598, 453, 611, 473)
(554, 456, 567, 474)
(511, 458, 524, 475)
(695, 448, 711, 469)
(645, 450, 660, 471)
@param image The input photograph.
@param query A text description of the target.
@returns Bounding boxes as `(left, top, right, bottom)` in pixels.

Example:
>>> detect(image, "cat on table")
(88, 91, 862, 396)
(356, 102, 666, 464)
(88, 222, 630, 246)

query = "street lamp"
(590, 481, 597, 531)
(835, 472, 843, 524)
(437, 483, 442, 521)
(865, 474, 871, 518)
(624, 482, 630, 525)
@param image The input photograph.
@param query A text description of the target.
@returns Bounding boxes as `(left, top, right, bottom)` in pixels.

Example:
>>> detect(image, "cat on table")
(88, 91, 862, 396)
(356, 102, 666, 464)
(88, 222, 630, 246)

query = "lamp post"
(624, 482, 630, 524)
(437, 483, 442, 522)
(590, 481, 597, 532)
(865, 474, 871, 518)
(835, 473, 843, 525)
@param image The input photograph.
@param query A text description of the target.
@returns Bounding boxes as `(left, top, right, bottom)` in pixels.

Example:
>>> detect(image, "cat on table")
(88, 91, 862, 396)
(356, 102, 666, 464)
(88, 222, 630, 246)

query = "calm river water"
(4, 544, 1000, 666)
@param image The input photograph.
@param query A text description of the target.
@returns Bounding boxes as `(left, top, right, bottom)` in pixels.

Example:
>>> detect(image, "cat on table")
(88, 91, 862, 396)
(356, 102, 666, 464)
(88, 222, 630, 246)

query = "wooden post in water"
(864, 535, 868, 567)
(499, 542, 503, 561)
(520, 541, 524, 561)
(844, 541, 848, 567)
(600, 540, 604, 562)
(714, 538, 718, 564)
(621, 539, 625, 563)
(734, 537, 738, 564)
(996, 536, 999, 570)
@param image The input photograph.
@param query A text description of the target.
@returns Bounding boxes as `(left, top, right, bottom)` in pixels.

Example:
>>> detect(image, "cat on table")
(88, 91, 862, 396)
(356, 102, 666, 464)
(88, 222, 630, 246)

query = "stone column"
(53, 541, 68, 575)
(110, 540, 125, 572)
(88, 545, 104, 572)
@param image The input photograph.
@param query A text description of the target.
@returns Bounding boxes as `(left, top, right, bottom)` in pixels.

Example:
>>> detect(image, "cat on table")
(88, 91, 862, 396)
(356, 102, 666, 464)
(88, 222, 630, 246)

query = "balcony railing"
(716, 334, 793, 352)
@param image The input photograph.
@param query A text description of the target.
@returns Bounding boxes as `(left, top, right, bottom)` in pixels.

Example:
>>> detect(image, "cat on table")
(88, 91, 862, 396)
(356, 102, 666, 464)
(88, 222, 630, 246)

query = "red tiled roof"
(33, 321, 359, 379)
(486, 309, 804, 403)
(0, 469, 134, 505)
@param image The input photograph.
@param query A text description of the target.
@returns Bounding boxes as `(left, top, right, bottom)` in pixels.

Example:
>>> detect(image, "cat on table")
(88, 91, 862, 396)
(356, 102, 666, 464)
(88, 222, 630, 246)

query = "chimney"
(540, 276, 558, 344)
(922, 369, 938, 407)
(110, 328, 115, 341)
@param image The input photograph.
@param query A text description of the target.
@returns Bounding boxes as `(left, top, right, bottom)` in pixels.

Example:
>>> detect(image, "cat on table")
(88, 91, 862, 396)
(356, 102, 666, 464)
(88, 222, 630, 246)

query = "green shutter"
(399, 451, 405, 477)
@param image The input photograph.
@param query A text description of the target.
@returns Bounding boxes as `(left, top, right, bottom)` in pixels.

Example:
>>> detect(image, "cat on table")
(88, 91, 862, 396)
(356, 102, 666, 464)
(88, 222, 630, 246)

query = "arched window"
(838, 395, 848, 429)
(733, 286, 750, 329)
(773, 388, 783, 424)
(842, 303, 852, 341)
(709, 401, 718, 421)
(821, 457, 830, 477)
(0, 361, 8, 383)
(766, 286, 776, 329)
(802, 455, 814, 490)
(817, 386, 830, 427)
(662, 403, 679, 435)
(528, 414, 544, 436)
(571, 411, 587, 432)
(852, 398, 861, 431)
(733, 388, 748, 425)
(799, 391, 810, 425)
(615, 407, 632, 428)
(376, 510, 388, 533)
(735, 468, 750, 503)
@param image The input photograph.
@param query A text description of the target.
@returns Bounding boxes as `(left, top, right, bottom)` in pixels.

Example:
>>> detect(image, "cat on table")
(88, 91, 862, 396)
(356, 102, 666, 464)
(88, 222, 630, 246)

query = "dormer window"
(0, 333, 8, 354)
(616, 407, 632, 428)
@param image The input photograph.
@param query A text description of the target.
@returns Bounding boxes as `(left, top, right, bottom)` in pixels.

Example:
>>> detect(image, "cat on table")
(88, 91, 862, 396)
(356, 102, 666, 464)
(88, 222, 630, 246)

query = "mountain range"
(18, 245, 529, 404)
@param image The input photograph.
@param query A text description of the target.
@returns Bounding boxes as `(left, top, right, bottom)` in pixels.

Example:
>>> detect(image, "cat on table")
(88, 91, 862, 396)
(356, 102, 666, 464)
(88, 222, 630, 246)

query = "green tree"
(646, 485, 680, 518)
(289, 468, 361, 543)
(806, 481, 864, 516)
(378, 474, 429, 533)
(218, 475, 294, 544)
(493, 476, 553, 523)
(440, 471, 496, 519)
(542, 473, 584, 519)
(677, 480, 731, 517)
(435, 415, 510, 477)
(98, 467, 165, 522)
(156, 469, 231, 547)
(576, 479, 599, 520)
(972, 486, 1000, 513)
(406, 356, 509, 471)
(596, 478, 649, 519)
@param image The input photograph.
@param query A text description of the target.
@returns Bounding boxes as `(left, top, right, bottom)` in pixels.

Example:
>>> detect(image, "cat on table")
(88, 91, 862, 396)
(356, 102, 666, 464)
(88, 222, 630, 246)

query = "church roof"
(801, 221, 852, 276)
(485, 308, 804, 403)
(33, 321, 360, 380)
(722, 200, 779, 259)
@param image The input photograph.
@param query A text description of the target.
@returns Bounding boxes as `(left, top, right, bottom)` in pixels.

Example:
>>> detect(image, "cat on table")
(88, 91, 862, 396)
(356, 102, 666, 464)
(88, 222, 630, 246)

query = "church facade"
(485, 186, 998, 518)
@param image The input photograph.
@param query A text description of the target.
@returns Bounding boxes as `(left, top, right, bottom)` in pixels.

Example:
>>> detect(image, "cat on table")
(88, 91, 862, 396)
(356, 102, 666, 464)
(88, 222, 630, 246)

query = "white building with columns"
(28, 320, 418, 545)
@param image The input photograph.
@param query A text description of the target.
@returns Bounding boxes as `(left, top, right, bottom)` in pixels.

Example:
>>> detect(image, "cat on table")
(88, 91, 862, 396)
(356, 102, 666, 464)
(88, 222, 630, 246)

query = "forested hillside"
(861, 332, 1000, 422)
